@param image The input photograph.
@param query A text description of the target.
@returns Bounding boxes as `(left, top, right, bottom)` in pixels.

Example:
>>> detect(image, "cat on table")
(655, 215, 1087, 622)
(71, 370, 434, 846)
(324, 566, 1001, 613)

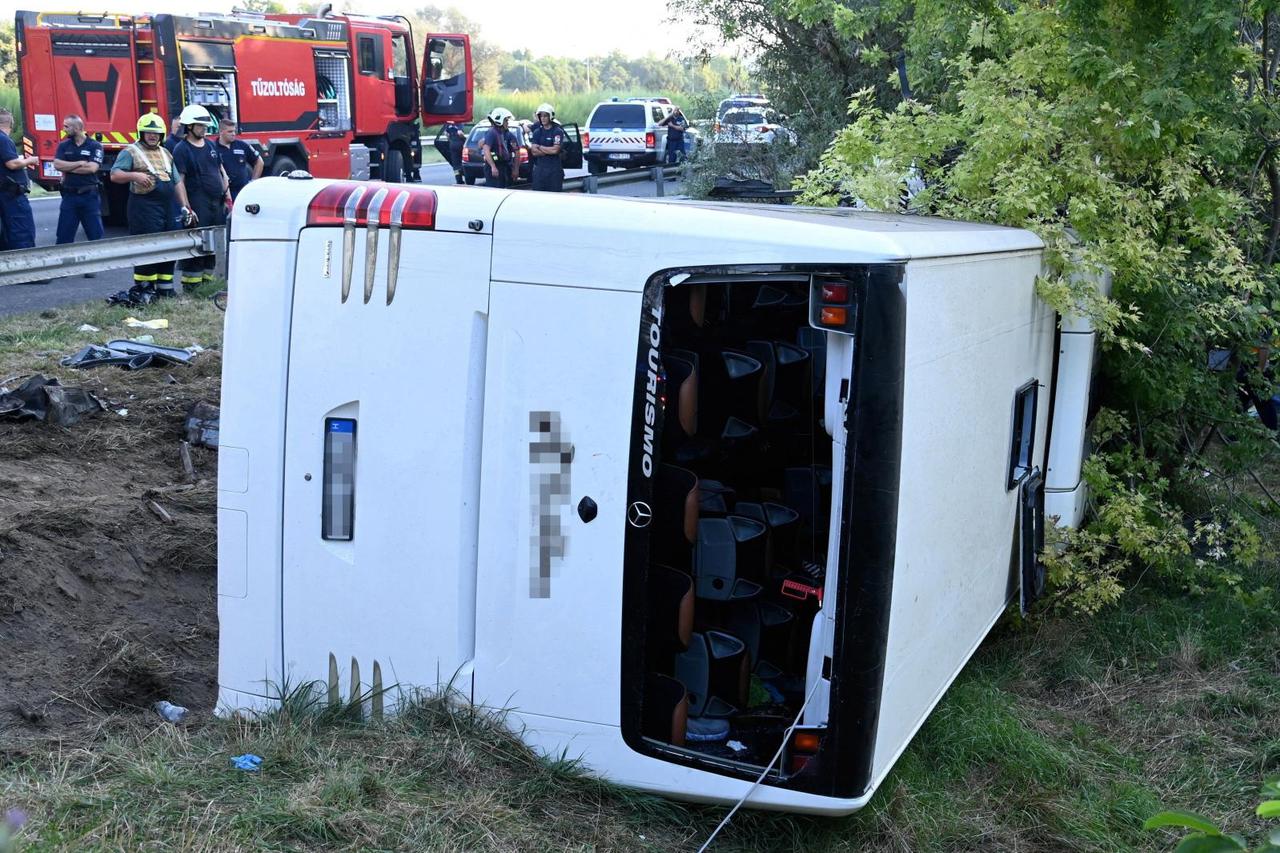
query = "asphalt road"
(0, 161, 679, 318)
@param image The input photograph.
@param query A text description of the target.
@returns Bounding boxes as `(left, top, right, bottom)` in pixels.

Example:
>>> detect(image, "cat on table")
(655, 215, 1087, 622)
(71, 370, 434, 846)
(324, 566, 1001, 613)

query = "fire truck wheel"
(384, 147, 405, 183)
(270, 156, 300, 177)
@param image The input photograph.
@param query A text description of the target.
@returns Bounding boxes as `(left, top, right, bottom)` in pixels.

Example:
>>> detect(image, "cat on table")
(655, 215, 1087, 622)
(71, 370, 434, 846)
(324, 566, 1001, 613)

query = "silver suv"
(583, 98, 673, 174)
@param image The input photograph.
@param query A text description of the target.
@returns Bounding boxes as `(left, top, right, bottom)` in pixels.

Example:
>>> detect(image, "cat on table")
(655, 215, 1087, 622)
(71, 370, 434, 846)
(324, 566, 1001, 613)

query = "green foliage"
(794, 1, 1278, 611)
(0, 85, 19, 138)
(0, 21, 15, 89)
(1146, 779, 1280, 852)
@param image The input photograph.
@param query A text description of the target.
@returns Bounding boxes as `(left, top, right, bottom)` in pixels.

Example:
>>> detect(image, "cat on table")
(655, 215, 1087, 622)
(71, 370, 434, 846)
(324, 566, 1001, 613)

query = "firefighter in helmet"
(173, 104, 230, 288)
(528, 103, 565, 192)
(109, 113, 192, 297)
(480, 107, 519, 189)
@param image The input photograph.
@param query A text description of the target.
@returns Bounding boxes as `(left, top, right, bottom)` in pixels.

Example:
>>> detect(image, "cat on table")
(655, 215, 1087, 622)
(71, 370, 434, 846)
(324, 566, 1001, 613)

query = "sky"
(14, 0, 717, 58)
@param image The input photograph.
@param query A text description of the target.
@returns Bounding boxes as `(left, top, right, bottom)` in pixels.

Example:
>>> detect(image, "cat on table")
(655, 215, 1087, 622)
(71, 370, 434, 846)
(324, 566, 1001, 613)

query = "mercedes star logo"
(628, 501, 653, 528)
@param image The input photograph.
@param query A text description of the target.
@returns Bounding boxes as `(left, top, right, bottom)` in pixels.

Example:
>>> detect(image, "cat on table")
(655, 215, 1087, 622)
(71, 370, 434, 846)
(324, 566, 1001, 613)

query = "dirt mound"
(0, 354, 221, 749)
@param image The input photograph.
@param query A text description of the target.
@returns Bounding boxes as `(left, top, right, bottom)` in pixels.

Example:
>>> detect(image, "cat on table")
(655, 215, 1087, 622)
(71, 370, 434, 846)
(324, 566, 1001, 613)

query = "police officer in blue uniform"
(528, 103, 565, 193)
(480, 108, 519, 189)
(52, 115, 105, 266)
(443, 120, 466, 184)
(172, 105, 230, 287)
(0, 107, 39, 254)
(212, 122, 262, 202)
(657, 106, 690, 164)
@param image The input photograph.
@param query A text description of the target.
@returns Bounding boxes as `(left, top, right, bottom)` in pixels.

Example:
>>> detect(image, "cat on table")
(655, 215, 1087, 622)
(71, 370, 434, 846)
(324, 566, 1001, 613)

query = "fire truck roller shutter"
(179, 40, 236, 71)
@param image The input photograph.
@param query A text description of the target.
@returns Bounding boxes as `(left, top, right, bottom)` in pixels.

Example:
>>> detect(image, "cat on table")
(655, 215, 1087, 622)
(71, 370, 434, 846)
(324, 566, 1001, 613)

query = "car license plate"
(608, 153, 628, 160)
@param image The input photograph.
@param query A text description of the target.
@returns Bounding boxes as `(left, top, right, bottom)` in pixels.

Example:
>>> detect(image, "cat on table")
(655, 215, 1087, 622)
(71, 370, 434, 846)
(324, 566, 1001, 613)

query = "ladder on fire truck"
(129, 16, 161, 124)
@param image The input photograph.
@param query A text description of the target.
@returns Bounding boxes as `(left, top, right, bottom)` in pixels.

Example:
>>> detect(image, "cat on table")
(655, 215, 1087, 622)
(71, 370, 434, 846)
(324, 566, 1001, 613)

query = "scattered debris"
(62, 339, 195, 371)
(0, 375, 106, 427)
(77, 324, 101, 333)
(153, 700, 188, 723)
(229, 754, 263, 772)
(129, 334, 156, 345)
(13, 704, 44, 724)
(179, 441, 196, 481)
(147, 500, 174, 525)
(106, 284, 157, 307)
(124, 317, 169, 330)
(184, 400, 220, 448)
(116, 408, 129, 417)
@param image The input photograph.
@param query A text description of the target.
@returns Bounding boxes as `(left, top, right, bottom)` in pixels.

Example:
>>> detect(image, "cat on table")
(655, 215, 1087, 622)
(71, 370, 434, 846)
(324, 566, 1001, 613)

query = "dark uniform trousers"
(56, 189, 105, 244)
(179, 191, 226, 286)
(0, 188, 35, 250)
(129, 180, 176, 289)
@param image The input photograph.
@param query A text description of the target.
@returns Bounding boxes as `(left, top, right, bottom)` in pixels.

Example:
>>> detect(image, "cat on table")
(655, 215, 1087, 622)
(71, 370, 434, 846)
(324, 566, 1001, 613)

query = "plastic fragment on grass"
(123, 317, 169, 330)
(230, 754, 263, 772)
(77, 324, 100, 332)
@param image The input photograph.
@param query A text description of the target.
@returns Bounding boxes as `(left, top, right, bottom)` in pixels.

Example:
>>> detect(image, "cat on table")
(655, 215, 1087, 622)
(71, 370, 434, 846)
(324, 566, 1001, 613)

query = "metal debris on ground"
(0, 375, 106, 427)
(184, 400, 220, 448)
(61, 339, 198, 371)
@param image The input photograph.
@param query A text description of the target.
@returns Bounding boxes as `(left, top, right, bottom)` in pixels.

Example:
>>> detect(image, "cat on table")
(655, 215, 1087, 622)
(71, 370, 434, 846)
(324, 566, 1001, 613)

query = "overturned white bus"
(216, 178, 1103, 814)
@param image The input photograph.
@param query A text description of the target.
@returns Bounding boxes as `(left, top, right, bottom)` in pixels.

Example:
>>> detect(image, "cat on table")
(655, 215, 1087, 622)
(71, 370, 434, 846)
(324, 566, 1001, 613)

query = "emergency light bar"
(306, 182, 437, 230)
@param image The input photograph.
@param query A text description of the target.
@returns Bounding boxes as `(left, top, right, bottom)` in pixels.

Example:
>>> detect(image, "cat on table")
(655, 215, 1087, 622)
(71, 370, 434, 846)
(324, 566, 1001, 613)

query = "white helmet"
(487, 107, 514, 125)
(178, 104, 215, 128)
(535, 102, 555, 119)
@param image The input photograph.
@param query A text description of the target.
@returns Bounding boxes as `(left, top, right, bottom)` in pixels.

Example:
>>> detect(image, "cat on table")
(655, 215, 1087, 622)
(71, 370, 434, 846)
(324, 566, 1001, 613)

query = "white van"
(217, 178, 1101, 815)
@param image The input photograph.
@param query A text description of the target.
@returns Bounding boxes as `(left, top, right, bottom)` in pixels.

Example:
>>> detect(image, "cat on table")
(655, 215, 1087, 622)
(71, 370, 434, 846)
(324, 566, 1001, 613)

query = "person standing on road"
(163, 116, 183, 154)
(0, 108, 39, 255)
(657, 106, 690, 164)
(172, 105, 230, 288)
(213, 122, 262, 203)
(480, 108, 519, 189)
(528, 103, 565, 193)
(443, 120, 466, 184)
(109, 113, 191, 297)
(52, 115, 105, 274)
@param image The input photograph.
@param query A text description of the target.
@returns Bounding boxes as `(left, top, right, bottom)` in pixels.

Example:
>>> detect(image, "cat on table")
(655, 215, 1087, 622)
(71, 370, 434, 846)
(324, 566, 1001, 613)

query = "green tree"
(0, 21, 17, 88)
(793, 0, 1276, 608)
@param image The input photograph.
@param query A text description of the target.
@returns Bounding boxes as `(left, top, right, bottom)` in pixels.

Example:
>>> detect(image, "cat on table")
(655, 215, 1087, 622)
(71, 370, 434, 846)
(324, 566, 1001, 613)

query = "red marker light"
(306, 182, 436, 231)
(820, 306, 847, 326)
(645, 131, 655, 149)
(461, 147, 470, 162)
(821, 282, 849, 303)
(581, 130, 590, 149)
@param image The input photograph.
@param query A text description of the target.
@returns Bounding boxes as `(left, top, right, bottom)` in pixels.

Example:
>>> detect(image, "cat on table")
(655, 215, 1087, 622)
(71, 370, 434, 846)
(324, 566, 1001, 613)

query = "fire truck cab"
(14, 9, 471, 221)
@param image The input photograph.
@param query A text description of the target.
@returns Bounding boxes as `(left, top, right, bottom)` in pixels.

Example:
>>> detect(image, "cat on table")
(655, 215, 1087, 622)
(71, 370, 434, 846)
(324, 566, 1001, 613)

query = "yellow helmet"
(136, 113, 166, 135)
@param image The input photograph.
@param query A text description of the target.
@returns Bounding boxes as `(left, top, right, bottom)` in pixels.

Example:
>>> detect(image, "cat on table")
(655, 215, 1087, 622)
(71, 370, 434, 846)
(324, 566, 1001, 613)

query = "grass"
(2, 294, 1279, 851)
(5, 571, 1279, 851)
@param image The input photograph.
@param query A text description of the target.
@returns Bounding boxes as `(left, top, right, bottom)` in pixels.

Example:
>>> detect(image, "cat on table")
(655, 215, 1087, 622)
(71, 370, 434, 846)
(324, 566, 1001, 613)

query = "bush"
(0, 84, 20, 138)
(794, 3, 1277, 609)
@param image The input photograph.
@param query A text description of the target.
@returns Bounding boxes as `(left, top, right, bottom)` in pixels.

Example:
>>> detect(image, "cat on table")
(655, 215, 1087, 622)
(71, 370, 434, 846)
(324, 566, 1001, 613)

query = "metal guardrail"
(569, 165, 681, 196)
(0, 167, 675, 286)
(0, 227, 224, 287)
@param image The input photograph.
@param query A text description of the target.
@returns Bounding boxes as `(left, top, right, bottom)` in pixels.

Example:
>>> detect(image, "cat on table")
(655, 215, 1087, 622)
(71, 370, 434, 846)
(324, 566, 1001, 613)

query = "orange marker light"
(794, 731, 821, 753)
(820, 306, 847, 326)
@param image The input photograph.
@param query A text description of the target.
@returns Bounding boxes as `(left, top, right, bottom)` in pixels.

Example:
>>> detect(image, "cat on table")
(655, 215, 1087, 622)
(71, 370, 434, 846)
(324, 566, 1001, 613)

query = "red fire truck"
(14, 8, 472, 221)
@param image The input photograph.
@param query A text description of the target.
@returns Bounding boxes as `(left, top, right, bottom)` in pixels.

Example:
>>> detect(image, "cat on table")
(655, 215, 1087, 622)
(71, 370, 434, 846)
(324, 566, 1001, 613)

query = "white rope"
(695, 678, 823, 853)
